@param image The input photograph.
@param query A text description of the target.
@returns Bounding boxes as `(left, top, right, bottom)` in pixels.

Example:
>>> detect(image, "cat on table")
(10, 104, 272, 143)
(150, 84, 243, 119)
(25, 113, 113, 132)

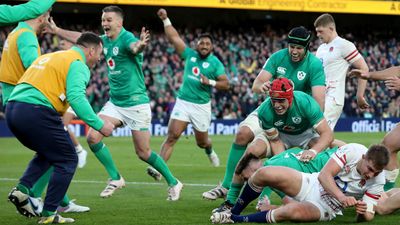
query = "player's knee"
(135, 147, 151, 160)
(57, 155, 78, 175)
(166, 132, 181, 143)
(375, 205, 391, 215)
(382, 137, 399, 154)
(235, 127, 254, 145)
(196, 140, 209, 149)
(87, 131, 102, 145)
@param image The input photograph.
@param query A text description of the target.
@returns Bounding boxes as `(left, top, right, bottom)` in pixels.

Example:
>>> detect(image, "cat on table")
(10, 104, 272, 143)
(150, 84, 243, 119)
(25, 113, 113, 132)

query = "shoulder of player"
(338, 143, 368, 159)
(273, 49, 287, 57)
(293, 90, 310, 99)
(333, 36, 355, 49)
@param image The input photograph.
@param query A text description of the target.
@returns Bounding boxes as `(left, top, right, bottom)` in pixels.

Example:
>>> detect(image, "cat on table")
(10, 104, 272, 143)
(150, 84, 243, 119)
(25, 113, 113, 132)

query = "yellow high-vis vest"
(19, 49, 84, 114)
(0, 28, 41, 85)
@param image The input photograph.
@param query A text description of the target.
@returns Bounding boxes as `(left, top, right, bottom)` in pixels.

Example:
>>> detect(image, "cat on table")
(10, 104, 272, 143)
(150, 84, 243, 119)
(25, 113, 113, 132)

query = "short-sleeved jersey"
(101, 28, 149, 107)
(258, 91, 324, 135)
(265, 146, 338, 172)
(316, 36, 362, 105)
(262, 49, 325, 95)
(331, 143, 385, 204)
(178, 47, 226, 104)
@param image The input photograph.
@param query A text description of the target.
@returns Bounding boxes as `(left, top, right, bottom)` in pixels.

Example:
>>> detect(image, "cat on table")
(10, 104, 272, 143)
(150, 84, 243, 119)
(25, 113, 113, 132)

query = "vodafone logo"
(107, 58, 115, 70)
(192, 66, 200, 76)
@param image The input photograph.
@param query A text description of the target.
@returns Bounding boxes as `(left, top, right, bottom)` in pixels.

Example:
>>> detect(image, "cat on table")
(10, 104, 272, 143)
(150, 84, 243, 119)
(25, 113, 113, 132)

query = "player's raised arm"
(129, 27, 150, 55)
(0, 0, 55, 26)
(44, 17, 81, 43)
(157, 8, 186, 55)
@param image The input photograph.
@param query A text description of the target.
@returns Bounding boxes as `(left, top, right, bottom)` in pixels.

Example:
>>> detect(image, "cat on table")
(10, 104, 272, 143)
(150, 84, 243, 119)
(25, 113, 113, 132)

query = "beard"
(197, 49, 211, 59)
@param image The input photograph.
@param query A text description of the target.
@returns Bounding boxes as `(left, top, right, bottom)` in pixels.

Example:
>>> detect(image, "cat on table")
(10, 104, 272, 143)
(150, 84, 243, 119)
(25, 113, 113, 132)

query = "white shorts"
(251, 133, 273, 157)
(258, 128, 319, 150)
(99, 101, 151, 131)
(170, 98, 211, 132)
(295, 173, 342, 221)
(238, 110, 264, 136)
(324, 96, 343, 131)
(66, 106, 77, 117)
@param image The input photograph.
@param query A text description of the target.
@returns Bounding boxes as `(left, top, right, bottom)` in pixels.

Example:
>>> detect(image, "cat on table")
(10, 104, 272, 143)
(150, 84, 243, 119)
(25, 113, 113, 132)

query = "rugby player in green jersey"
(45, 6, 183, 200)
(203, 27, 327, 201)
(146, 8, 230, 181)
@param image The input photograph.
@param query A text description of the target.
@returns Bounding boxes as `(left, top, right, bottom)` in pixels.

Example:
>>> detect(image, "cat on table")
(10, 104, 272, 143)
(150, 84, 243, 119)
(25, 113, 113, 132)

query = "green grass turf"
(0, 132, 399, 224)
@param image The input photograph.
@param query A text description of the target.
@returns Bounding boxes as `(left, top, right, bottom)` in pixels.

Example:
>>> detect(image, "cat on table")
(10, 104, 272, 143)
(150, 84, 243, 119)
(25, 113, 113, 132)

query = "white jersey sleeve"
(339, 38, 362, 64)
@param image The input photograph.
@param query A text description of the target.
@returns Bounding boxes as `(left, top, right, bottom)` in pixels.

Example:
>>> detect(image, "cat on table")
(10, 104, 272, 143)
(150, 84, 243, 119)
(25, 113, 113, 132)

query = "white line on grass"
(0, 178, 216, 187)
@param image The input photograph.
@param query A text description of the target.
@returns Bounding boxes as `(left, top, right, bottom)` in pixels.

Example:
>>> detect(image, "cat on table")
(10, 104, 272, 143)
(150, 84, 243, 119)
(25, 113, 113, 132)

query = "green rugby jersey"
(177, 47, 225, 104)
(258, 91, 324, 135)
(101, 28, 149, 107)
(263, 49, 325, 95)
(264, 146, 338, 172)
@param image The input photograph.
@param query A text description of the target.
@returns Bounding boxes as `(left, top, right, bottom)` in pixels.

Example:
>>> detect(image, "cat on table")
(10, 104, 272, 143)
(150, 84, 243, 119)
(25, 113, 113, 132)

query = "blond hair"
(314, 13, 336, 28)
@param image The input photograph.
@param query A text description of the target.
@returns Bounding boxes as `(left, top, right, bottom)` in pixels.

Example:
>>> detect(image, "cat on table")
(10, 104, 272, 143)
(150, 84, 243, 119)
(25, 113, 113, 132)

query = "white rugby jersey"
(331, 143, 385, 206)
(316, 36, 362, 105)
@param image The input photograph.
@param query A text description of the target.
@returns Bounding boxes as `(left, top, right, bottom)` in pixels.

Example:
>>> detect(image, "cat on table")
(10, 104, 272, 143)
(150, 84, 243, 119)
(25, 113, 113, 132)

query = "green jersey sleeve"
(181, 47, 193, 60)
(309, 58, 326, 87)
(257, 99, 274, 130)
(17, 31, 39, 69)
(123, 32, 138, 53)
(215, 59, 226, 77)
(262, 57, 275, 76)
(0, 0, 55, 26)
(303, 94, 324, 126)
(66, 60, 104, 131)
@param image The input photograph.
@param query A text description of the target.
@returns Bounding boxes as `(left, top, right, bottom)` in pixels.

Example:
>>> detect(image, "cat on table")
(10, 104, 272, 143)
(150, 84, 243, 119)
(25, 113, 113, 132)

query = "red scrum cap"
(269, 78, 294, 106)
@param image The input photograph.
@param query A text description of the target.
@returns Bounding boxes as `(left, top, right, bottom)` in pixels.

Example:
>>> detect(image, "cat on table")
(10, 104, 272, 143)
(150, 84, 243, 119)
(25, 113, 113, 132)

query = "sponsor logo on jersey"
(38, 57, 50, 65)
(202, 62, 210, 68)
(107, 58, 115, 70)
(292, 117, 302, 124)
(113, 47, 119, 56)
(282, 125, 295, 131)
(277, 67, 286, 75)
(192, 66, 200, 76)
(32, 56, 50, 70)
(103, 48, 108, 55)
(297, 71, 306, 80)
(274, 120, 284, 126)
(190, 57, 197, 62)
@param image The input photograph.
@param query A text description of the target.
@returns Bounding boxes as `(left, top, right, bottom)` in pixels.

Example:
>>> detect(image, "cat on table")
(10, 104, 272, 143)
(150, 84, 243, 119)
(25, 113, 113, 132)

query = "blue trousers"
(6, 101, 78, 212)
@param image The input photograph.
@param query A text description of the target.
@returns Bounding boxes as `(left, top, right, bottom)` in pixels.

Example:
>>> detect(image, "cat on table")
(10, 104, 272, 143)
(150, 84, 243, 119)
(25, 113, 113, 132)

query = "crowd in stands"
(1, 23, 399, 121)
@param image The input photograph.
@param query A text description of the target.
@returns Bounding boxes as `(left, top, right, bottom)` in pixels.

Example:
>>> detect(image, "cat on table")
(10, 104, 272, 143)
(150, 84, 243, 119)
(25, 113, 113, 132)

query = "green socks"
(226, 183, 244, 204)
(221, 143, 247, 189)
(89, 141, 120, 180)
(31, 167, 53, 197)
(205, 146, 213, 155)
(146, 151, 177, 186)
(17, 183, 32, 196)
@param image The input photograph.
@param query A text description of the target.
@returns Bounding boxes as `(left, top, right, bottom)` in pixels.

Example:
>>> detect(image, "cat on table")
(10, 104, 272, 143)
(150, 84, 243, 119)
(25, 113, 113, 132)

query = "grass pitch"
(0, 132, 399, 224)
